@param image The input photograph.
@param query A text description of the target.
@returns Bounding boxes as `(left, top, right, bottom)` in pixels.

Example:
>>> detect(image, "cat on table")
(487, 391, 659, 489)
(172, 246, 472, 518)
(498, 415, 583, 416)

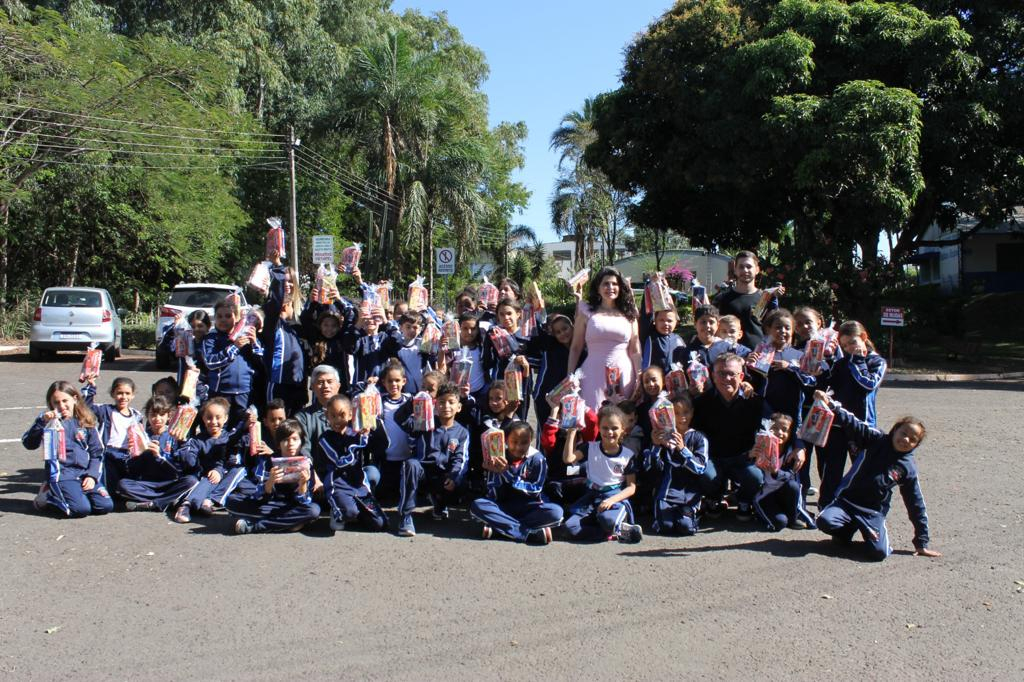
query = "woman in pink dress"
(567, 267, 642, 411)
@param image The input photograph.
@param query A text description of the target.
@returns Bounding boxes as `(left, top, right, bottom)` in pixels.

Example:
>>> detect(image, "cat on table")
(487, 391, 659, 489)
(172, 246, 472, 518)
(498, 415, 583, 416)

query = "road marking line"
(0, 406, 45, 411)
(0, 438, 22, 443)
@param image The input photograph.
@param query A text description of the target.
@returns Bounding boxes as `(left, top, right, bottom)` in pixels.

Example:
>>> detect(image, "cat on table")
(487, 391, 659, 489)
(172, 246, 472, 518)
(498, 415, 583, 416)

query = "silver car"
(30, 287, 123, 362)
(154, 283, 248, 369)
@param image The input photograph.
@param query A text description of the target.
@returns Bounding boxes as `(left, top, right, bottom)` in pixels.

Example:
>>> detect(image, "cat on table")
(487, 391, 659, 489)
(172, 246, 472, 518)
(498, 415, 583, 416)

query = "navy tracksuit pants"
(469, 496, 562, 542)
(816, 499, 890, 561)
(652, 500, 698, 536)
(43, 480, 114, 517)
(398, 459, 453, 517)
(564, 489, 633, 541)
(818, 436, 859, 508)
(118, 476, 198, 511)
(700, 455, 765, 505)
(187, 467, 248, 509)
(226, 495, 321, 533)
(328, 484, 388, 532)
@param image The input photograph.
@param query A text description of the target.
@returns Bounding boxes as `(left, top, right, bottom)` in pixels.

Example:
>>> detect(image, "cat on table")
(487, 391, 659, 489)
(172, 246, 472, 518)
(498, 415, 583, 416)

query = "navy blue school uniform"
(382, 329, 434, 395)
(201, 329, 263, 425)
(523, 329, 574, 428)
(22, 413, 113, 517)
(398, 421, 470, 523)
(260, 266, 308, 414)
(301, 297, 356, 391)
(481, 324, 533, 421)
(646, 429, 709, 536)
(179, 423, 249, 510)
(816, 351, 887, 507)
(469, 449, 563, 542)
(754, 466, 815, 532)
(640, 320, 685, 374)
(319, 429, 388, 531)
(117, 429, 198, 512)
(224, 450, 320, 533)
(565, 441, 638, 541)
(343, 327, 390, 395)
(692, 385, 766, 506)
(81, 382, 142, 493)
(816, 405, 930, 561)
(755, 346, 816, 434)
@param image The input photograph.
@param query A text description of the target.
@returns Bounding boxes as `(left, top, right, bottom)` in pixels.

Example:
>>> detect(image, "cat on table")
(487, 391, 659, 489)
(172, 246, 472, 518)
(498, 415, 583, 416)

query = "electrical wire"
(2, 128, 281, 153)
(294, 148, 397, 208)
(23, 157, 286, 171)
(295, 152, 398, 211)
(0, 112, 281, 145)
(6, 140, 284, 159)
(298, 145, 394, 202)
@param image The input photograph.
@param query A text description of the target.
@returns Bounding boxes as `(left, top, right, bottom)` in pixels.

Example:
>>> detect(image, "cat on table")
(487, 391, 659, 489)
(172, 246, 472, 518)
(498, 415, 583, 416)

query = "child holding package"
(752, 413, 815, 532)
(228, 419, 321, 534)
(179, 398, 249, 515)
(812, 391, 940, 561)
(646, 394, 709, 536)
(81, 376, 142, 493)
(523, 313, 575, 427)
(22, 381, 113, 517)
(470, 421, 563, 544)
(260, 260, 308, 414)
(482, 298, 534, 421)
(562, 405, 643, 543)
(118, 396, 198, 523)
(319, 395, 388, 532)
(201, 298, 263, 426)
(641, 305, 684, 374)
(382, 311, 436, 395)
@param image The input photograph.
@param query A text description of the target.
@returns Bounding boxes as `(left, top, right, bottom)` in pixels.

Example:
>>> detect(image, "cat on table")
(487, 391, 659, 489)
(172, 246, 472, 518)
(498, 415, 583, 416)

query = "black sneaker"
(125, 500, 155, 512)
(704, 498, 727, 518)
(735, 503, 753, 522)
(526, 527, 552, 545)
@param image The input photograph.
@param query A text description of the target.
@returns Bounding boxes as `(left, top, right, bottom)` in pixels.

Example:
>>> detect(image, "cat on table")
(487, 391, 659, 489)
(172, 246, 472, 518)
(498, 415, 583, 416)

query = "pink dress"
(576, 302, 637, 411)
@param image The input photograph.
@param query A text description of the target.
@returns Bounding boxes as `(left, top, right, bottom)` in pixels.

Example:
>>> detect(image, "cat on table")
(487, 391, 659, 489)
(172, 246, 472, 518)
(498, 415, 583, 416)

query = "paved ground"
(0, 352, 1021, 680)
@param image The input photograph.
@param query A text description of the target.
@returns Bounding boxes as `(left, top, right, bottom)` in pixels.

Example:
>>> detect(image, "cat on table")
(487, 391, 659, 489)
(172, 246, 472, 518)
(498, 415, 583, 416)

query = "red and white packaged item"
(376, 281, 392, 311)
(520, 303, 536, 337)
(666, 363, 688, 399)
(313, 263, 338, 304)
(247, 261, 272, 296)
(749, 341, 776, 375)
(797, 396, 835, 447)
(174, 322, 193, 359)
(751, 284, 781, 320)
(442, 317, 461, 351)
(80, 343, 102, 382)
(567, 268, 589, 289)
(248, 406, 262, 456)
(645, 273, 673, 314)
(420, 323, 442, 355)
(42, 417, 67, 462)
(800, 337, 826, 374)
(481, 426, 506, 470)
(408, 276, 429, 311)
(230, 309, 261, 341)
(451, 349, 473, 391)
(605, 362, 623, 399)
(504, 359, 523, 401)
(648, 394, 676, 439)
(559, 393, 586, 430)
(270, 456, 309, 484)
(545, 371, 580, 406)
(354, 391, 378, 431)
(478, 276, 499, 309)
(488, 326, 514, 360)
(365, 383, 383, 417)
(224, 292, 242, 316)
(265, 217, 285, 261)
(412, 391, 435, 432)
(179, 362, 200, 401)
(169, 406, 197, 441)
(686, 352, 709, 392)
(340, 243, 362, 274)
(127, 421, 150, 458)
(752, 430, 781, 474)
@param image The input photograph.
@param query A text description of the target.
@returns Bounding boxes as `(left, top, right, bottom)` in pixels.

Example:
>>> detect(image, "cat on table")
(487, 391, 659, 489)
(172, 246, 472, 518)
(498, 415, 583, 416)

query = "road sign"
(881, 306, 905, 327)
(436, 247, 456, 275)
(311, 235, 335, 264)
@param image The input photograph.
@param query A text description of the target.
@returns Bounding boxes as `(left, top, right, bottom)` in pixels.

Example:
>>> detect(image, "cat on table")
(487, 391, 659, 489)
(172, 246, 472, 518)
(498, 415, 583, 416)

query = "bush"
(122, 324, 156, 350)
(0, 295, 38, 341)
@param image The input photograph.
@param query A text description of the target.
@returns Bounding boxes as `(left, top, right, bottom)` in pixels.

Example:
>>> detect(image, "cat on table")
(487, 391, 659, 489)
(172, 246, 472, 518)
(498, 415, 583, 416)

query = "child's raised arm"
(563, 428, 584, 465)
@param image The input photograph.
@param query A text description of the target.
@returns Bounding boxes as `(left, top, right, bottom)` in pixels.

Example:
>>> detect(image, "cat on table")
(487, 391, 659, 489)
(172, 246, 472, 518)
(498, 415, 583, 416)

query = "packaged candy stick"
(478, 276, 499, 309)
(420, 323, 442, 355)
(340, 243, 362, 274)
(648, 393, 676, 439)
(270, 456, 309, 484)
(174, 321, 194, 359)
(265, 216, 285, 261)
(442, 317, 461, 351)
(179, 361, 200, 402)
(451, 348, 473, 391)
(247, 261, 272, 296)
(42, 417, 66, 462)
(646, 273, 674, 314)
(545, 370, 581, 406)
(481, 425, 506, 470)
(412, 391, 435, 432)
(691, 278, 708, 317)
(666, 362, 688, 399)
(169, 405, 197, 441)
(559, 393, 586, 431)
(504, 359, 523, 401)
(80, 342, 102, 382)
(750, 341, 776, 375)
(686, 351, 709, 392)
(520, 302, 536, 337)
(752, 430, 781, 474)
(376, 281, 392, 311)
(605, 362, 623, 399)
(797, 395, 835, 447)
(127, 421, 150, 458)
(751, 283, 782, 320)
(224, 292, 242, 316)
(408, 276, 429, 312)
(353, 391, 378, 431)
(567, 268, 590, 289)
(247, 406, 262, 456)
(488, 326, 514, 360)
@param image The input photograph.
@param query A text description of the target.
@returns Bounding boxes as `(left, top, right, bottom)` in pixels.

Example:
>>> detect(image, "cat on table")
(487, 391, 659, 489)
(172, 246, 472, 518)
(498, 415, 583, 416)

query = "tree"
(588, 0, 1021, 315)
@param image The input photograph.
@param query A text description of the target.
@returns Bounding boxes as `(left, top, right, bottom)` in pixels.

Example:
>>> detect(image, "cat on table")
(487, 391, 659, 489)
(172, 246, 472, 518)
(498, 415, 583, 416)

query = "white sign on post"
(880, 306, 905, 327)
(436, 247, 456, 275)
(311, 235, 335, 264)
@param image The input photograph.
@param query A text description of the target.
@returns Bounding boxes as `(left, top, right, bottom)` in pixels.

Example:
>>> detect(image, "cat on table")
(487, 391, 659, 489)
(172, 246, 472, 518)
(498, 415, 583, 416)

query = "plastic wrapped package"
(752, 430, 781, 474)
(648, 394, 676, 439)
(559, 393, 586, 431)
(478, 276, 499, 309)
(686, 352, 709, 392)
(265, 217, 285, 260)
(481, 426, 506, 470)
(80, 342, 102, 381)
(407, 276, 429, 312)
(750, 342, 776, 375)
(488, 326, 514, 360)
(504, 360, 523, 401)
(127, 421, 150, 458)
(797, 396, 835, 447)
(42, 417, 66, 462)
(666, 363, 688, 399)
(340, 243, 362, 274)
(412, 391, 435, 432)
(545, 371, 580, 406)
(247, 261, 272, 296)
(270, 456, 309, 484)
(169, 406, 197, 441)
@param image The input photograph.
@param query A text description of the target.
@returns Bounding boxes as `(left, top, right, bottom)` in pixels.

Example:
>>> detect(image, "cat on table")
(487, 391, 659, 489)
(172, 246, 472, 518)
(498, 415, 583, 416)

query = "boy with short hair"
(641, 307, 684, 373)
(382, 311, 435, 395)
(711, 314, 751, 361)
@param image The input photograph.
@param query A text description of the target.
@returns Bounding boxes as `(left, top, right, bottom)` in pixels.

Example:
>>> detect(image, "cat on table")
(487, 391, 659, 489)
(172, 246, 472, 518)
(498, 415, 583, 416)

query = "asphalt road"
(0, 352, 1021, 680)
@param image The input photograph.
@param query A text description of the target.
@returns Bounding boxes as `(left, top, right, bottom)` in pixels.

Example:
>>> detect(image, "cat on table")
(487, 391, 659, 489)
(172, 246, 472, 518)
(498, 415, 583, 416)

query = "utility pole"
(288, 126, 299, 268)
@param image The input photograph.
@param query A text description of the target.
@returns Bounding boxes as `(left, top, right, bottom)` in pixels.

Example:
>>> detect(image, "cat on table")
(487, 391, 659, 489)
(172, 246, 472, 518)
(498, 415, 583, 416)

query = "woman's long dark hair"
(586, 266, 637, 320)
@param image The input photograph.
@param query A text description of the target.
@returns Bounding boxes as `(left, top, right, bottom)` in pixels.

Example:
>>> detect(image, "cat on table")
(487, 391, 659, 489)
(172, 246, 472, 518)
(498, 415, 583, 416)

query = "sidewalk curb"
(886, 371, 1024, 383)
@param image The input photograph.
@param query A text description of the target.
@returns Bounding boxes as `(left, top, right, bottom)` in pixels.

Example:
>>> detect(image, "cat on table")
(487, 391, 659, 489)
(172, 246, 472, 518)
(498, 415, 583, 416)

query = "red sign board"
(881, 306, 905, 327)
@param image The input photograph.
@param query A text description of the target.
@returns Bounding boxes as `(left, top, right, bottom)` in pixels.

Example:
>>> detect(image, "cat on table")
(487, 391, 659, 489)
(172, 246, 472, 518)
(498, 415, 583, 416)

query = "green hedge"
(122, 324, 156, 350)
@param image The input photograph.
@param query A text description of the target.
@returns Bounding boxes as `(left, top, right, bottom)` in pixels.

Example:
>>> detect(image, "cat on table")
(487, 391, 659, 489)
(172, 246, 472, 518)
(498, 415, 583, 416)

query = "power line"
(2, 128, 281, 153)
(295, 150, 398, 210)
(0, 112, 280, 145)
(0, 101, 286, 137)
(6, 140, 284, 159)
(295, 148, 397, 208)
(26, 157, 286, 171)
(299, 146, 393, 202)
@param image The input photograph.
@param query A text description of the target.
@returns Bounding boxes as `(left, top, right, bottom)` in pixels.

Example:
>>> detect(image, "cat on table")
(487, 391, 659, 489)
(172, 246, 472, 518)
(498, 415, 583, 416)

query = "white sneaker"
(616, 522, 643, 544)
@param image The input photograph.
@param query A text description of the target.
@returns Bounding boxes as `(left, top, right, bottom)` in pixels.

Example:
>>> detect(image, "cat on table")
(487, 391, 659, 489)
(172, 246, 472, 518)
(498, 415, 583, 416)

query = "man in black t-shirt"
(712, 250, 783, 350)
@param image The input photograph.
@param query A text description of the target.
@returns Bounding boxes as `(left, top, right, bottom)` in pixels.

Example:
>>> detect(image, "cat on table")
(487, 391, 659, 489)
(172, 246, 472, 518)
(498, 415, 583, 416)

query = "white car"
(154, 283, 248, 369)
(30, 287, 123, 362)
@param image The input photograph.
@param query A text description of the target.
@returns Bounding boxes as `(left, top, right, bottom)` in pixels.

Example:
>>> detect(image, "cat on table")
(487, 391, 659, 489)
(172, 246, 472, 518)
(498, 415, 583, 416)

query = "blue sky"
(390, 0, 673, 244)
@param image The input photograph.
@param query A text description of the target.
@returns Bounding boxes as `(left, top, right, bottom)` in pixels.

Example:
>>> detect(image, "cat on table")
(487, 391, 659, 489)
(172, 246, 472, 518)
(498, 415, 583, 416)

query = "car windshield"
(43, 290, 102, 308)
(167, 288, 234, 308)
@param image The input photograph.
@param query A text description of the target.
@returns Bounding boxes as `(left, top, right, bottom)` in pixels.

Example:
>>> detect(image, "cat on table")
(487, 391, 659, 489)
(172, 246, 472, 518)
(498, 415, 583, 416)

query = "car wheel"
(103, 344, 117, 363)
(29, 343, 44, 362)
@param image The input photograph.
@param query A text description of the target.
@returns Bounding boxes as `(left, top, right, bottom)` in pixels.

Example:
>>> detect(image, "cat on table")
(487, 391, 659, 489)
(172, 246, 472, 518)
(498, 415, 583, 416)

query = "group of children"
(20, 250, 940, 561)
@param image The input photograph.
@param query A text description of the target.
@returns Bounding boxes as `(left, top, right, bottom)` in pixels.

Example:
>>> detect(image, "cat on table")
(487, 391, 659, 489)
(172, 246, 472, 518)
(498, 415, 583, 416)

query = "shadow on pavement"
(615, 535, 879, 561)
